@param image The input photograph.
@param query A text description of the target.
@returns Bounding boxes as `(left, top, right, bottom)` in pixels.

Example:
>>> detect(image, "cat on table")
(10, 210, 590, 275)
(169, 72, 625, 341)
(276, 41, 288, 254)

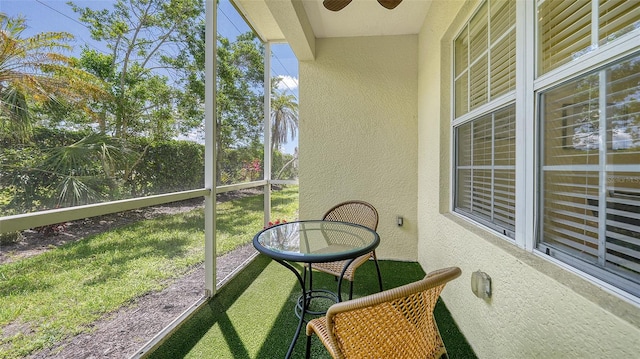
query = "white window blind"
(490, 0, 516, 99)
(539, 54, 640, 297)
(599, 0, 640, 45)
(454, 28, 469, 117)
(537, 0, 640, 76)
(455, 105, 516, 237)
(454, 0, 515, 117)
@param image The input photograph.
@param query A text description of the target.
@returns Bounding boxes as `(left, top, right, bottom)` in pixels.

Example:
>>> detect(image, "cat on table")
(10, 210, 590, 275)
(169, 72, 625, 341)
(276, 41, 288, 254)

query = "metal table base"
(275, 258, 355, 359)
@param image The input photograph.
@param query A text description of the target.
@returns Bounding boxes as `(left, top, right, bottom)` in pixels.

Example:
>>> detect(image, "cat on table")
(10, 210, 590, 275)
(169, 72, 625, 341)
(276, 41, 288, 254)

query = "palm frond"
(56, 175, 103, 207)
(0, 13, 107, 140)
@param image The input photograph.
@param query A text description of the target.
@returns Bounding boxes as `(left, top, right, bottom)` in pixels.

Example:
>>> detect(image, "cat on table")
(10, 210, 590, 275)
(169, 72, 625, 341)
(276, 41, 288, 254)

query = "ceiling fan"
(323, 0, 403, 12)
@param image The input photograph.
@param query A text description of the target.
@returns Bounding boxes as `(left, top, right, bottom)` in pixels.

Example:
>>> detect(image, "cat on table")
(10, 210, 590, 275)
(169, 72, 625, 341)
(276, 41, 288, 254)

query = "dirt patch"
(27, 245, 258, 359)
(1, 192, 262, 358)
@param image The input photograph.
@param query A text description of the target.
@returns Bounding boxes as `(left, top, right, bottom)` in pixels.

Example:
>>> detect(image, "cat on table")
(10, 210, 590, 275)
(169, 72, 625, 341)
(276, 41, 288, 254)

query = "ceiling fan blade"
(377, 0, 402, 9)
(323, 0, 353, 11)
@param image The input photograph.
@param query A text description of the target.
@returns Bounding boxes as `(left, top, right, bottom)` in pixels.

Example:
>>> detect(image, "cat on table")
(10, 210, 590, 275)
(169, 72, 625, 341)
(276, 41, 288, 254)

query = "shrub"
(0, 231, 23, 245)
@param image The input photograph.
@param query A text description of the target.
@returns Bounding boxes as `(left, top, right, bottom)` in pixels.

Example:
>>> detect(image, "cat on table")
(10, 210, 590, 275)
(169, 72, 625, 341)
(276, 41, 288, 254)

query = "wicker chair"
(305, 267, 462, 359)
(310, 200, 382, 300)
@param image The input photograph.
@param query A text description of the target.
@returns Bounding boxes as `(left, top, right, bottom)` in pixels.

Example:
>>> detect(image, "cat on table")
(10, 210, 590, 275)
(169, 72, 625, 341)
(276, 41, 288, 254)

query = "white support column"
(204, 0, 217, 297)
(263, 42, 272, 225)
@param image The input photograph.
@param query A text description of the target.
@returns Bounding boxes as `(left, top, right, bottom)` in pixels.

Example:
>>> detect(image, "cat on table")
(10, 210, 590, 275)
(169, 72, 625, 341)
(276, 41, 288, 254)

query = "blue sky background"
(1, 0, 299, 152)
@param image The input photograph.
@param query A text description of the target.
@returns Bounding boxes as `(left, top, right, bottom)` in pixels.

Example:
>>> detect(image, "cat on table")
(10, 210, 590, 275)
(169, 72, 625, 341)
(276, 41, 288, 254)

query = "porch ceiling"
(232, 0, 433, 60)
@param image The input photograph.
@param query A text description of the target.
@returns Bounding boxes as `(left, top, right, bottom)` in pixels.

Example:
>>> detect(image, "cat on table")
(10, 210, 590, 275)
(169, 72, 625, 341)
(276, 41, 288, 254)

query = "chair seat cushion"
(310, 253, 373, 281)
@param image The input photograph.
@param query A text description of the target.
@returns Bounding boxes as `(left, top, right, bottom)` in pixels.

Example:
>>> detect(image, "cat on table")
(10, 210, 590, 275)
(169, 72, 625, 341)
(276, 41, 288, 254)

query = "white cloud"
(276, 75, 299, 91)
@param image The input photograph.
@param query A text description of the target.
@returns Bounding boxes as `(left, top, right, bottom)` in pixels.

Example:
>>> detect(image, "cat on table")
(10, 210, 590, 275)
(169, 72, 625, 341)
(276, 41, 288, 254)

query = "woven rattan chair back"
(305, 267, 462, 359)
(322, 200, 379, 231)
(311, 200, 382, 300)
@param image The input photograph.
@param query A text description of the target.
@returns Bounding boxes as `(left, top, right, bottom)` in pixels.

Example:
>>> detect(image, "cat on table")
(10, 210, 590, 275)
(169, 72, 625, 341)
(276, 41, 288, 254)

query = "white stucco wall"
(298, 35, 418, 261)
(417, 1, 640, 358)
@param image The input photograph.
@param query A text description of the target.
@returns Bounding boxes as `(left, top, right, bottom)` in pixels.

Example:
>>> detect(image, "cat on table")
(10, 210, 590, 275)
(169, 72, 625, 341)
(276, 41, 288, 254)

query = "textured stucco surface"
(417, 1, 640, 358)
(298, 35, 418, 261)
(291, 1, 639, 356)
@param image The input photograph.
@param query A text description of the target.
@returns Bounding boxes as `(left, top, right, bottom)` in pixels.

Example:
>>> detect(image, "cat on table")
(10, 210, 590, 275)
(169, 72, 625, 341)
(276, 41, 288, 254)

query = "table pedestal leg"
(274, 259, 307, 359)
(273, 258, 357, 358)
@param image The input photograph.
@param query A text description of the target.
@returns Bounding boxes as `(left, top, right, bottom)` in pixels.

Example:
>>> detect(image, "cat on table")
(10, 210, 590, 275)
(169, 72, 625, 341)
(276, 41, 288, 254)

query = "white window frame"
(532, 0, 640, 302)
(452, 0, 518, 242)
(453, 104, 517, 238)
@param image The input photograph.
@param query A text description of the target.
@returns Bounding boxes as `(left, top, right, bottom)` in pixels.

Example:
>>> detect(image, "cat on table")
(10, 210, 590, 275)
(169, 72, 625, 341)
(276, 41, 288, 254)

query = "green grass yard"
(0, 186, 298, 359)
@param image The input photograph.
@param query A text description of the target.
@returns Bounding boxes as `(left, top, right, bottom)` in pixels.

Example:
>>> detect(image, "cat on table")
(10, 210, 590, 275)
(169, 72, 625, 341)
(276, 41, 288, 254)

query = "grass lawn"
(0, 186, 298, 359)
(216, 185, 299, 253)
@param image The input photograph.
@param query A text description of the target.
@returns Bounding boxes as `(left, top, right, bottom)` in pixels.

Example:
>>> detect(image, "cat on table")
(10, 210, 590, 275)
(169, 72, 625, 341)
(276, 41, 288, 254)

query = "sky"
(0, 0, 299, 152)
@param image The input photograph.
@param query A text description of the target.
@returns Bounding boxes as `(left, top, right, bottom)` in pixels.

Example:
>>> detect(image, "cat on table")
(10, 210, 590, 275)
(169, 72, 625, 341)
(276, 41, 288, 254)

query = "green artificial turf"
(147, 257, 476, 359)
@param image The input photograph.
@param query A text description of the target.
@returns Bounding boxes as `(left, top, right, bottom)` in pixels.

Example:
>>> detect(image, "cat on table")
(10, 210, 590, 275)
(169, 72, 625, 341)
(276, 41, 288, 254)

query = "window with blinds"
(455, 104, 516, 238)
(537, 0, 640, 75)
(454, 0, 515, 118)
(539, 53, 640, 297)
(450, 0, 640, 298)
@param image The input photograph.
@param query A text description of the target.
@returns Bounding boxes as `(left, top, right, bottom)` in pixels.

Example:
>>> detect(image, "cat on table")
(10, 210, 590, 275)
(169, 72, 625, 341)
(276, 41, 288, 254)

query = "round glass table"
(253, 220, 380, 358)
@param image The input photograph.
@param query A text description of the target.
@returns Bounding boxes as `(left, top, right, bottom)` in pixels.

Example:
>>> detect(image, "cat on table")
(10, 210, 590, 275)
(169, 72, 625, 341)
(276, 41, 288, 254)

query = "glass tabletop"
(253, 220, 380, 263)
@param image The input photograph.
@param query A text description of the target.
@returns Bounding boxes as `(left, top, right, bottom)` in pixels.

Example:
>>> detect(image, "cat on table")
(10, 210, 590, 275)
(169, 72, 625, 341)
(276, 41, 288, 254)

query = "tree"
(269, 78, 298, 180)
(39, 134, 136, 207)
(270, 77, 298, 153)
(0, 13, 105, 142)
(69, 0, 204, 140)
(180, 22, 265, 185)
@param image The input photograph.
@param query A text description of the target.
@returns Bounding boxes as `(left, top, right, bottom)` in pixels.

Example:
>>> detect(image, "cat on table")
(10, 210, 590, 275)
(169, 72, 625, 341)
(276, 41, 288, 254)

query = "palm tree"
(40, 134, 135, 207)
(270, 79, 298, 153)
(0, 13, 105, 142)
(0, 14, 122, 210)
